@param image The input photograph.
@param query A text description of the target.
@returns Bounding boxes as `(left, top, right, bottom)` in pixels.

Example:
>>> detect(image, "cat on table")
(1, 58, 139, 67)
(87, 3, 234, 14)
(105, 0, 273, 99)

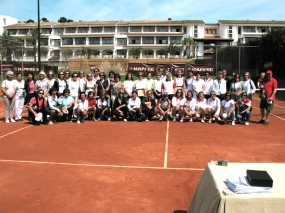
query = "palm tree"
(0, 30, 20, 62)
(129, 47, 143, 59)
(164, 43, 181, 58)
(25, 28, 40, 62)
(182, 36, 196, 58)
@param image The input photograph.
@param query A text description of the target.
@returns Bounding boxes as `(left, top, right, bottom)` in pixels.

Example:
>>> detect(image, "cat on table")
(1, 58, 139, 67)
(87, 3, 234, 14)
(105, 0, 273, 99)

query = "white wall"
(0, 15, 18, 35)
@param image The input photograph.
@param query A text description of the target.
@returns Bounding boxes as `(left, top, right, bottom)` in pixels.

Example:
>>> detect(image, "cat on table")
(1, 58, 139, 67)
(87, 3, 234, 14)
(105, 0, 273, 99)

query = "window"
(18, 29, 29, 34)
(130, 27, 142, 32)
(54, 28, 63, 35)
(52, 39, 61, 46)
(78, 27, 89, 33)
(40, 38, 48, 45)
(238, 27, 241, 34)
(75, 38, 86, 45)
(41, 28, 51, 34)
(157, 37, 168, 44)
(243, 26, 255, 33)
(158, 27, 168, 32)
(102, 38, 113, 44)
(117, 39, 127, 45)
(89, 37, 100, 45)
(143, 38, 154, 44)
(183, 27, 187, 34)
(104, 27, 115, 33)
(117, 27, 128, 33)
(66, 28, 76, 33)
(171, 39, 180, 44)
(91, 27, 102, 33)
(8, 29, 17, 35)
(144, 26, 155, 32)
(194, 25, 198, 38)
(257, 27, 269, 33)
(130, 38, 140, 44)
(228, 26, 233, 38)
(62, 38, 73, 45)
(171, 27, 182, 32)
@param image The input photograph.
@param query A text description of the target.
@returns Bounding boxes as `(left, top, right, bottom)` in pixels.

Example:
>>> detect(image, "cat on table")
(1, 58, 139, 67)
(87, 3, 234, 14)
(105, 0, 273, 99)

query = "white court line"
(251, 106, 285, 121)
(164, 120, 170, 168)
(253, 97, 285, 109)
(0, 125, 33, 139)
(0, 159, 205, 171)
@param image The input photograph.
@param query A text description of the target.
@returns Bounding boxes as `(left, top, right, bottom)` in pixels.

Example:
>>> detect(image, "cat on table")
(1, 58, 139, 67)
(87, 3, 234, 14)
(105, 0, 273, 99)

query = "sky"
(1, 0, 285, 23)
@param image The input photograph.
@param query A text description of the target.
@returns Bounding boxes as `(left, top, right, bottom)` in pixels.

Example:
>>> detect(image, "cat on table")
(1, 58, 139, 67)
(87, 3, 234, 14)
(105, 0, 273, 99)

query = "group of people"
(1, 68, 277, 126)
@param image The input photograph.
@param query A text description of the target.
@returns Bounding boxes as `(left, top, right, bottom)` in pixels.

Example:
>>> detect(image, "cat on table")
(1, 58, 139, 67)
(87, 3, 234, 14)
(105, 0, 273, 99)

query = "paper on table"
(226, 176, 273, 194)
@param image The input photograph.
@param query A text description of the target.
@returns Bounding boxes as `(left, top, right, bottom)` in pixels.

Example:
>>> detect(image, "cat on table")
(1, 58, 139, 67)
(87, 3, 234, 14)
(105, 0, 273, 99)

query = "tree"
(25, 19, 35, 23)
(58, 17, 67, 23)
(258, 28, 285, 77)
(164, 43, 181, 58)
(25, 28, 40, 62)
(67, 19, 73, 23)
(0, 30, 20, 63)
(41, 17, 49, 22)
(182, 36, 196, 58)
(129, 47, 143, 59)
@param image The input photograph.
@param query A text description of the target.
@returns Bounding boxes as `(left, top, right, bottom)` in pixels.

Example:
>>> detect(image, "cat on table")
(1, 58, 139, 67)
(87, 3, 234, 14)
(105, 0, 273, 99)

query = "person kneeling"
(28, 89, 48, 125)
(128, 90, 141, 120)
(113, 89, 128, 122)
(47, 88, 63, 124)
(74, 92, 88, 124)
(236, 92, 252, 126)
(157, 94, 171, 121)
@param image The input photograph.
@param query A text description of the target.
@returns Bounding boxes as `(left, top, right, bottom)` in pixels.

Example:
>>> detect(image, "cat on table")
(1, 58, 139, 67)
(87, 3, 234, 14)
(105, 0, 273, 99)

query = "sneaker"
(212, 117, 215, 121)
(10, 119, 16, 123)
(245, 122, 249, 126)
(123, 119, 127, 122)
(263, 120, 269, 125)
(108, 117, 111, 121)
(217, 117, 221, 121)
(232, 121, 235, 126)
(258, 119, 264, 123)
(145, 119, 149, 122)
(5, 119, 9, 124)
(176, 113, 179, 117)
(190, 117, 193, 122)
(76, 120, 81, 124)
(173, 117, 176, 122)
(93, 118, 97, 121)
(97, 118, 101, 121)
(208, 119, 212, 124)
(48, 121, 54, 125)
(159, 115, 163, 122)
(180, 118, 184, 123)
(201, 119, 205, 123)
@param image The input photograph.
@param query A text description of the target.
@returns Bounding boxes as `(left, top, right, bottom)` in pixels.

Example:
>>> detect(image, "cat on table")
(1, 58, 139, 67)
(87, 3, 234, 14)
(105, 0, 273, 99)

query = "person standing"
(1, 70, 16, 123)
(14, 73, 25, 121)
(222, 69, 231, 91)
(259, 70, 278, 125)
(203, 71, 213, 99)
(243, 72, 256, 101)
(213, 71, 227, 101)
(192, 72, 205, 98)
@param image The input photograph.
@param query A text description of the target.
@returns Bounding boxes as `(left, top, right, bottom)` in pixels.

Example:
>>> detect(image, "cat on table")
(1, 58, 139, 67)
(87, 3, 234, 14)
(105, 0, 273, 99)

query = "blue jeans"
(236, 110, 251, 122)
(222, 111, 235, 122)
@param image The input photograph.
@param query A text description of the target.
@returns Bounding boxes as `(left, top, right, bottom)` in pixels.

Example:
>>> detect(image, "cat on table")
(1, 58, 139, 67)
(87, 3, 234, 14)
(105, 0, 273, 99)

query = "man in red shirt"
(259, 70, 278, 125)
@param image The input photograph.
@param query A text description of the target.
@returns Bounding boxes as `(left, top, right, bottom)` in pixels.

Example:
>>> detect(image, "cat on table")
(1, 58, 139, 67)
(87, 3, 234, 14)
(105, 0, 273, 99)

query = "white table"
(188, 161, 285, 213)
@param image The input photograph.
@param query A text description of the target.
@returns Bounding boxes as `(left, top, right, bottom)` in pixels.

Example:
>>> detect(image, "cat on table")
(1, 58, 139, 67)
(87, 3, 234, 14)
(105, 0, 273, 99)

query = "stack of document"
(226, 176, 273, 194)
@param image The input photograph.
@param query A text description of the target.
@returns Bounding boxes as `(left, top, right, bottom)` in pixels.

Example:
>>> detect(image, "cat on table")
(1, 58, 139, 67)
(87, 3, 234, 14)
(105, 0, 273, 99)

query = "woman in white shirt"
(192, 72, 205, 98)
(124, 72, 134, 98)
(203, 72, 213, 99)
(153, 73, 162, 102)
(243, 72, 256, 101)
(207, 91, 221, 123)
(236, 92, 252, 125)
(47, 70, 56, 91)
(145, 72, 154, 91)
(185, 71, 195, 93)
(14, 73, 25, 121)
(195, 91, 207, 123)
(1, 70, 16, 123)
(171, 89, 184, 122)
(180, 90, 196, 122)
(36, 71, 49, 97)
(213, 71, 227, 101)
(78, 70, 86, 93)
(221, 93, 236, 126)
(127, 90, 141, 120)
(85, 73, 96, 96)
(74, 92, 89, 124)
(69, 73, 80, 103)
(174, 70, 185, 95)
(157, 94, 171, 121)
(161, 72, 175, 100)
(47, 87, 62, 124)
(133, 72, 147, 101)
(53, 72, 68, 96)
(96, 90, 111, 120)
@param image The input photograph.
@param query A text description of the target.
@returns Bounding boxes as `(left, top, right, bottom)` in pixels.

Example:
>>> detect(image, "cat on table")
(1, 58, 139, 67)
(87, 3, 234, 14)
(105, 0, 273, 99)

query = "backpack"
(137, 113, 145, 122)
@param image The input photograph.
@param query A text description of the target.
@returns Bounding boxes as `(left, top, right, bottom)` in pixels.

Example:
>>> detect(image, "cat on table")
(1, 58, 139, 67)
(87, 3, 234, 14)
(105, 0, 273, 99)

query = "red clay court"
(0, 96, 285, 213)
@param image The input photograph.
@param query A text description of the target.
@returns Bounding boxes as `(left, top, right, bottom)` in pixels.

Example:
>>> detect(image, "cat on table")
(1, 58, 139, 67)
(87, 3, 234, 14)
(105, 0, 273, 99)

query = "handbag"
(0, 80, 7, 97)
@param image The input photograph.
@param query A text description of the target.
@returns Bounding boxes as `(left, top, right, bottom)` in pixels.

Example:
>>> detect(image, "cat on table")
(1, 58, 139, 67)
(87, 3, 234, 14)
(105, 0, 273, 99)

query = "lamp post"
(37, 0, 41, 71)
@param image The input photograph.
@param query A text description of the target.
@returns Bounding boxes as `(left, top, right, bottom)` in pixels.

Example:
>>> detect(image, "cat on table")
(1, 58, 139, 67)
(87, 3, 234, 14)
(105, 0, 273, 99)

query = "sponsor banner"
(155, 64, 172, 75)
(187, 64, 214, 73)
(128, 63, 156, 76)
(1, 64, 38, 74)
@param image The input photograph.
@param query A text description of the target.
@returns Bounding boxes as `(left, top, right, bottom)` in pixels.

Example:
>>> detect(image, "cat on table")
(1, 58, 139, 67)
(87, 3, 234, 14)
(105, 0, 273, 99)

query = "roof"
(219, 20, 285, 25)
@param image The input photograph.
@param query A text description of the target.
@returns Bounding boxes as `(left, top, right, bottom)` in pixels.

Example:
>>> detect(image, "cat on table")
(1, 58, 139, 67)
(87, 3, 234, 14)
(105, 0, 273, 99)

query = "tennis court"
(0, 95, 285, 213)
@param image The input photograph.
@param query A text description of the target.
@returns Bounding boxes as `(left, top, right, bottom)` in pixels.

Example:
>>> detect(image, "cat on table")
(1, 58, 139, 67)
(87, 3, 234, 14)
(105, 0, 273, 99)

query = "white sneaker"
(76, 120, 81, 124)
(232, 121, 235, 126)
(190, 117, 193, 122)
(217, 117, 221, 121)
(176, 113, 179, 117)
(212, 117, 215, 121)
(48, 121, 54, 125)
(97, 118, 100, 121)
(173, 117, 176, 122)
(5, 119, 9, 124)
(159, 115, 163, 121)
(180, 118, 184, 122)
(245, 122, 249, 126)
(145, 119, 149, 122)
(108, 117, 111, 121)
(123, 119, 127, 122)
(201, 119, 205, 123)
(208, 119, 212, 124)
(10, 119, 15, 123)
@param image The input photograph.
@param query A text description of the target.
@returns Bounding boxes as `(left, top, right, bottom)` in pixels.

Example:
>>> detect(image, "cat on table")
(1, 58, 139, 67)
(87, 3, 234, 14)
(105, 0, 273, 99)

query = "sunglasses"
(100, 75, 104, 77)
(211, 94, 215, 96)
(115, 76, 120, 78)
(226, 95, 231, 97)
(39, 92, 44, 94)
(73, 76, 78, 77)
(235, 77, 240, 78)
(243, 95, 247, 97)
(59, 74, 64, 75)
(119, 92, 124, 94)
(177, 92, 181, 93)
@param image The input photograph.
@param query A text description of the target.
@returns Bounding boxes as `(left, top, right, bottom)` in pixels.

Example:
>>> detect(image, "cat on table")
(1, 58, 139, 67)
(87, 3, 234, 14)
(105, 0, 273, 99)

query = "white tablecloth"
(188, 161, 285, 213)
